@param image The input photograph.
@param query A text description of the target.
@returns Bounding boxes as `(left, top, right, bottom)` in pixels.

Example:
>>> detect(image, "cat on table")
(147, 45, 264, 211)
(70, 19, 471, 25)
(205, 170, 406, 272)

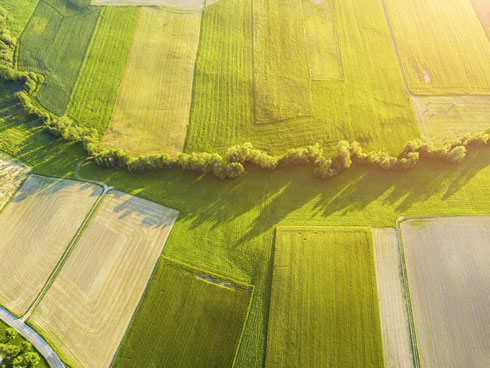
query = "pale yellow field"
(0, 155, 29, 210)
(301, 0, 343, 80)
(372, 228, 413, 368)
(253, 0, 313, 124)
(471, 0, 490, 38)
(411, 95, 490, 143)
(103, 8, 201, 156)
(92, 0, 206, 10)
(400, 217, 490, 368)
(0, 175, 102, 316)
(384, 0, 490, 94)
(30, 191, 179, 368)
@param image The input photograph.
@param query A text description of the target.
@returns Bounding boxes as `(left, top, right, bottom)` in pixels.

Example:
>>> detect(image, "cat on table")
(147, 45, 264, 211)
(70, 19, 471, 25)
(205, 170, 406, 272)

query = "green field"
(186, 0, 420, 156)
(266, 227, 384, 367)
(66, 6, 138, 133)
(18, 0, 100, 115)
(112, 258, 253, 367)
(0, 0, 39, 39)
(0, 321, 49, 368)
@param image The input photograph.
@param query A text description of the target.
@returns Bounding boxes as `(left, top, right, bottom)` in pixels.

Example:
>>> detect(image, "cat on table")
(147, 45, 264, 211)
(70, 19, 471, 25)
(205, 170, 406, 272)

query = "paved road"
(0, 306, 65, 367)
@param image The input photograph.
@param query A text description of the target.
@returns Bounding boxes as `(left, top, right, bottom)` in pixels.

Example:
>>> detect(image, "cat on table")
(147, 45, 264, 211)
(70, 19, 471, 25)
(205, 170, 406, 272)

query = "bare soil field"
(0, 175, 102, 316)
(301, 0, 343, 80)
(471, 0, 490, 38)
(411, 95, 490, 143)
(103, 8, 201, 156)
(400, 217, 490, 368)
(0, 155, 29, 210)
(30, 190, 179, 368)
(372, 228, 413, 368)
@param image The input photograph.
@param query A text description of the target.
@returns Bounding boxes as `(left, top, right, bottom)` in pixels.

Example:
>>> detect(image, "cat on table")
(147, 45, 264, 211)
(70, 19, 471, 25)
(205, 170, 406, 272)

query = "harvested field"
(0, 175, 102, 316)
(18, 0, 100, 115)
(66, 7, 139, 133)
(471, 0, 490, 38)
(400, 217, 490, 368)
(373, 228, 413, 368)
(266, 227, 384, 367)
(253, 0, 313, 124)
(112, 258, 253, 368)
(384, 0, 490, 94)
(301, 0, 343, 80)
(0, 154, 29, 210)
(30, 190, 179, 368)
(92, 0, 208, 10)
(102, 8, 201, 156)
(412, 95, 490, 143)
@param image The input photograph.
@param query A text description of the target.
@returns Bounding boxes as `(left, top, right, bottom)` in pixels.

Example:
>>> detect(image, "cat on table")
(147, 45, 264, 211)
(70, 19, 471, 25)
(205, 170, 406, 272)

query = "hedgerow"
(0, 7, 489, 180)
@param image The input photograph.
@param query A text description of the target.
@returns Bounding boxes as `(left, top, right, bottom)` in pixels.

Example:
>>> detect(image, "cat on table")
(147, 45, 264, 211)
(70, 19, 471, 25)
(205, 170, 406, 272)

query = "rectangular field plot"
(400, 217, 490, 368)
(30, 191, 179, 368)
(373, 228, 413, 368)
(112, 258, 253, 368)
(0, 175, 102, 316)
(384, 0, 490, 94)
(18, 0, 100, 115)
(266, 227, 384, 367)
(66, 7, 139, 133)
(301, 0, 343, 80)
(471, 0, 490, 38)
(0, 154, 29, 210)
(92, 0, 206, 9)
(253, 0, 313, 124)
(412, 95, 490, 143)
(103, 8, 201, 156)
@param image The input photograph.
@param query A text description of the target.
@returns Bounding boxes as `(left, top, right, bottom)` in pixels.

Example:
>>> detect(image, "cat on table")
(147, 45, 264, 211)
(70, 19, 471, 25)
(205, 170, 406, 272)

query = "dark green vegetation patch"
(113, 257, 253, 368)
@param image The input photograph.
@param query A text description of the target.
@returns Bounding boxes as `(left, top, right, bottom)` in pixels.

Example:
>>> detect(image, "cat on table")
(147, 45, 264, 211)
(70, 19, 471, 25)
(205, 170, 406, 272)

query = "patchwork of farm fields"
(30, 190, 178, 368)
(400, 217, 490, 368)
(113, 258, 253, 368)
(0, 174, 101, 316)
(266, 227, 384, 367)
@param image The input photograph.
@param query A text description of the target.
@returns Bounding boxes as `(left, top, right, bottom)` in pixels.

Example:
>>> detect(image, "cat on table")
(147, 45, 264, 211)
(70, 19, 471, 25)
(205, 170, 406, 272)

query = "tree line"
(0, 328, 41, 368)
(0, 6, 489, 180)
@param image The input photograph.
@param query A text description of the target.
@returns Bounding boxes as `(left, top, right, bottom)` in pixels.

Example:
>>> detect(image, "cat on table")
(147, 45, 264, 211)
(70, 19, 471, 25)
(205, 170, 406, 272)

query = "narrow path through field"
(0, 306, 65, 368)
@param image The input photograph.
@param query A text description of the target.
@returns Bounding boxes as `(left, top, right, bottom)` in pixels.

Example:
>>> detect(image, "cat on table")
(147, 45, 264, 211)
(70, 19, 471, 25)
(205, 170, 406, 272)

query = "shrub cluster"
(0, 7, 16, 66)
(0, 328, 42, 368)
(0, 7, 488, 180)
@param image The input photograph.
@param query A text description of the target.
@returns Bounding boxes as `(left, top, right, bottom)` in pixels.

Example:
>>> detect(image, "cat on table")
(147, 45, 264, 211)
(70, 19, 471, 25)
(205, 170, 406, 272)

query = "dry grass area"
(0, 175, 102, 316)
(0, 155, 29, 210)
(471, 0, 490, 38)
(384, 0, 490, 94)
(411, 95, 490, 143)
(372, 228, 413, 368)
(103, 8, 201, 156)
(400, 217, 490, 368)
(92, 0, 207, 10)
(301, 0, 343, 80)
(253, 0, 313, 124)
(30, 190, 179, 368)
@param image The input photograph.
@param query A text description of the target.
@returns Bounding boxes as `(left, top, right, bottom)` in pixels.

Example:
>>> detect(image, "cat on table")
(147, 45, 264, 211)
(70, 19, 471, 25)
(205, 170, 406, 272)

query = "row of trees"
(0, 328, 41, 368)
(0, 7, 16, 66)
(0, 7, 488, 180)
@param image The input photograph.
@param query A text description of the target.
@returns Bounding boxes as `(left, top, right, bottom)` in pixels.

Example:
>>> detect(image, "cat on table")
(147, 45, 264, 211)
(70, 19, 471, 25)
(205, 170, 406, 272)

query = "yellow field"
(103, 8, 201, 156)
(0, 175, 102, 316)
(372, 228, 413, 368)
(253, 0, 313, 124)
(471, 0, 490, 38)
(412, 95, 490, 143)
(30, 191, 179, 368)
(301, 0, 343, 80)
(384, 0, 490, 94)
(401, 217, 490, 368)
(0, 155, 29, 210)
(92, 0, 206, 9)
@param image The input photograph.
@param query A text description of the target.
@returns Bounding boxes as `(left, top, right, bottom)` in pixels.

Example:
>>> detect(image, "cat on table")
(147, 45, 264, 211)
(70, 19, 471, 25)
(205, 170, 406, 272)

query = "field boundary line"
(91, 0, 224, 14)
(0, 306, 65, 367)
(21, 175, 108, 321)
